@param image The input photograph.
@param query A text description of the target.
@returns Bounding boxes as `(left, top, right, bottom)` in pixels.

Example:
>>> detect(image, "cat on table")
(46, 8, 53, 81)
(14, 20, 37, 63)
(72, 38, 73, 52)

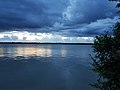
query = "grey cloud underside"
(0, 0, 119, 36)
(0, 0, 67, 29)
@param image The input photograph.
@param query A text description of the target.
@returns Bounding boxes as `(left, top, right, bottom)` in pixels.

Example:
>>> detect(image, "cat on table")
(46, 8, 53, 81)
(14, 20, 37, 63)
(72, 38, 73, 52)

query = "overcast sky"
(0, 0, 119, 42)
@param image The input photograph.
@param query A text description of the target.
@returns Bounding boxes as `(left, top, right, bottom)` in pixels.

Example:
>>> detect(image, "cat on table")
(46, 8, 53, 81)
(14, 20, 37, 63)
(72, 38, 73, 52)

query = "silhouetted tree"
(91, 0, 120, 90)
(91, 23, 120, 90)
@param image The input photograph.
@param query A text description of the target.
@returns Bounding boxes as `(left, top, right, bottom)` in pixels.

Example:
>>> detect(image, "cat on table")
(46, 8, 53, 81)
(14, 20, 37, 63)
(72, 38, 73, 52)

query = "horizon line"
(0, 42, 93, 45)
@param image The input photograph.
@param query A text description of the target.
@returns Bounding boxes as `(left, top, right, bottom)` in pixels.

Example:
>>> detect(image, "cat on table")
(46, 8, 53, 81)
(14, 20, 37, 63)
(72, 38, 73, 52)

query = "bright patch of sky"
(0, 31, 94, 43)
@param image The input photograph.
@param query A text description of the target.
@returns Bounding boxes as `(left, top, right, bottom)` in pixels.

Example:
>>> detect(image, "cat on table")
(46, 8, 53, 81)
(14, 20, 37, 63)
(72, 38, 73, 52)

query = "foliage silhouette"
(91, 0, 120, 90)
(91, 23, 120, 90)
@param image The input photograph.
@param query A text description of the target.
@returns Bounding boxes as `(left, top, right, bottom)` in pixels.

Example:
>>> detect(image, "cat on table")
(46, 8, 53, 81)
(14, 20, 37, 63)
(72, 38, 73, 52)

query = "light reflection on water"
(0, 44, 68, 58)
(15, 47, 52, 57)
(0, 44, 93, 65)
(0, 48, 4, 57)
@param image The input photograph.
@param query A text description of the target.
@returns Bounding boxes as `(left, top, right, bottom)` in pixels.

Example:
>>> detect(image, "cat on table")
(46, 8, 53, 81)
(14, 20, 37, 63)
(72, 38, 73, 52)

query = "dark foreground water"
(0, 44, 98, 90)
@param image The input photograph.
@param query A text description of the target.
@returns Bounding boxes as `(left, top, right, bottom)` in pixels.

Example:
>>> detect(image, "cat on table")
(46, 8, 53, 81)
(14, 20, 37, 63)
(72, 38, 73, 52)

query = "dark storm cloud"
(54, 16, 119, 37)
(0, 0, 68, 29)
(0, 0, 47, 27)
(62, 0, 118, 25)
(0, 0, 119, 36)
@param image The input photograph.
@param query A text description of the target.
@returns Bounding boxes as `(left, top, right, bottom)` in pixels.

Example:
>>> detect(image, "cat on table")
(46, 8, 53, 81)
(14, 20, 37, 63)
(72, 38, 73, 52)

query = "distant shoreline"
(0, 42, 93, 45)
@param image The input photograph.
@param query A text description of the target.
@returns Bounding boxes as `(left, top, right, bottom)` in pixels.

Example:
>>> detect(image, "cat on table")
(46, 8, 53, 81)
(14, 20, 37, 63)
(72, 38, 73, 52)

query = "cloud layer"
(0, 0, 119, 37)
(0, 31, 94, 43)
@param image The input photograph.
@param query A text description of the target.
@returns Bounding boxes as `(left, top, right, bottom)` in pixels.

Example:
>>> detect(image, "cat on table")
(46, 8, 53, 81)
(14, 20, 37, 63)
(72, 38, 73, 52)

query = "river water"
(0, 44, 98, 90)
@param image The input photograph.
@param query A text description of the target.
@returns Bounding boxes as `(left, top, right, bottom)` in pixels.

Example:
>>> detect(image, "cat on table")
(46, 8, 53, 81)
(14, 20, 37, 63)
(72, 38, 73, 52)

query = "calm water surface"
(0, 44, 98, 90)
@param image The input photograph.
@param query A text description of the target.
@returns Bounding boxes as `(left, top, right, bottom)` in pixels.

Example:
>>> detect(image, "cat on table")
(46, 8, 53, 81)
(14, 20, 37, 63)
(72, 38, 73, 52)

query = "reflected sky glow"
(61, 46, 67, 57)
(16, 47, 52, 57)
(0, 46, 52, 58)
(0, 45, 69, 58)
(0, 48, 3, 57)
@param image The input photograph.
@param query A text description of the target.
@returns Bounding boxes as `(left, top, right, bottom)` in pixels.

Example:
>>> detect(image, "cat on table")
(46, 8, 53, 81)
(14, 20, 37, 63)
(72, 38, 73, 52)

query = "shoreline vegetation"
(0, 42, 93, 45)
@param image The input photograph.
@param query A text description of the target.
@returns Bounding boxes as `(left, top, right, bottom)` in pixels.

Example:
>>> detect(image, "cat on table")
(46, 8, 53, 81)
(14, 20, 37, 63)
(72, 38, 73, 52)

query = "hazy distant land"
(0, 42, 93, 45)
